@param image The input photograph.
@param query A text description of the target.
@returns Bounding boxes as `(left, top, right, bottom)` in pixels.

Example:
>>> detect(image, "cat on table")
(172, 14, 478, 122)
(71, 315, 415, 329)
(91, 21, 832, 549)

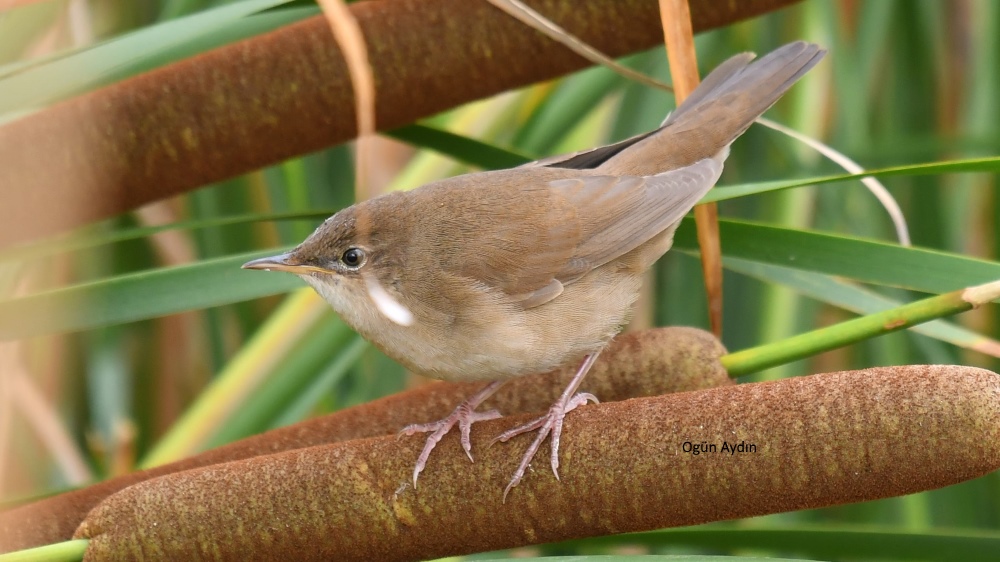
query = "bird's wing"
(439, 177, 581, 308)
(443, 158, 720, 309)
(551, 157, 722, 284)
(518, 129, 658, 171)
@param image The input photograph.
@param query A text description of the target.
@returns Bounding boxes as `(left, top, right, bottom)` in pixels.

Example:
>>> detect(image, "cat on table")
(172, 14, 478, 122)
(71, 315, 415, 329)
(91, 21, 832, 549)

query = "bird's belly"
(306, 264, 643, 383)
(393, 323, 597, 383)
(397, 267, 644, 383)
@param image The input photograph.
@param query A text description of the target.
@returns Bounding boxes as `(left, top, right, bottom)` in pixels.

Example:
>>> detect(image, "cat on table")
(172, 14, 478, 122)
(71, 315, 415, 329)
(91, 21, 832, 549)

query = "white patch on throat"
(299, 272, 414, 346)
(363, 274, 414, 326)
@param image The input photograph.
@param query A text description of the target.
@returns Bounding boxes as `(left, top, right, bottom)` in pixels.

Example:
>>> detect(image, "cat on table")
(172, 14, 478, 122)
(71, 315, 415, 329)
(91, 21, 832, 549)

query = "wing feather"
(551, 157, 722, 281)
(428, 158, 719, 309)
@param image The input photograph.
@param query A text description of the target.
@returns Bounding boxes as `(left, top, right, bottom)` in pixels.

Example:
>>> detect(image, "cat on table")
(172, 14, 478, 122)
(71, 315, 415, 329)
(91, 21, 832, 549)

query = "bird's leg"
(401, 380, 505, 488)
(491, 351, 601, 501)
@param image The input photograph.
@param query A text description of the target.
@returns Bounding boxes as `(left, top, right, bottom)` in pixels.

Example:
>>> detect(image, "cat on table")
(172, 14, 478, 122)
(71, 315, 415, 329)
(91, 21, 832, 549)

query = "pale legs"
(492, 351, 600, 500)
(403, 351, 601, 498)
(402, 380, 505, 487)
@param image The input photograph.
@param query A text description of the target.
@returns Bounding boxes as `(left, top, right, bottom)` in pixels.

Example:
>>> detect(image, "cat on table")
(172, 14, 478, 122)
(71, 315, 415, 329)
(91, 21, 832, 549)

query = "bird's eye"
(341, 248, 365, 268)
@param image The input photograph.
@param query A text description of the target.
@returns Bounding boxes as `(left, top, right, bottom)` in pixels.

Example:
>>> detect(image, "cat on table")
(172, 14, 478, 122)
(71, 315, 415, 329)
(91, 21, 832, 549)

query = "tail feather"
(667, 41, 825, 131)
(661, 52, 754, 124)
(598, 41, 826, 176)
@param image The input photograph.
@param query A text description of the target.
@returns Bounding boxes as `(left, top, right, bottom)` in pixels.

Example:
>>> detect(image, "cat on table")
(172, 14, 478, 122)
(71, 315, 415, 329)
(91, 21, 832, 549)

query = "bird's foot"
(491, 391, 598, 501)
(401, 381, 504, 488)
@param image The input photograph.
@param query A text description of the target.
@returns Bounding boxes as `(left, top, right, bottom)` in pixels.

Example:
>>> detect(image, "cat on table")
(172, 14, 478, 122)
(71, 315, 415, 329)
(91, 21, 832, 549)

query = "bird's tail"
(597, 41, 825, 176)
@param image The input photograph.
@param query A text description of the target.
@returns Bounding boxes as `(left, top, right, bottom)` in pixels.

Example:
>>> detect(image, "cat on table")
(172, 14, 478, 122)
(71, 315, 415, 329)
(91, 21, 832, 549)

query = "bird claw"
(498, 391, 598, 502)
(400, 381, 505, 488)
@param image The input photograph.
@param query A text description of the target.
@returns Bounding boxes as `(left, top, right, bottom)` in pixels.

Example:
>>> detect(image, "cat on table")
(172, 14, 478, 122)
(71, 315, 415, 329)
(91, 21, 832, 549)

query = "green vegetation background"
(1, 1, 998, 560)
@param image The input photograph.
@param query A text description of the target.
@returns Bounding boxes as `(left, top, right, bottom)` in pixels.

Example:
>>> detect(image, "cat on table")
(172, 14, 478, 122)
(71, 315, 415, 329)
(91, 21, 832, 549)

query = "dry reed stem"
(660, 0, 724, 338)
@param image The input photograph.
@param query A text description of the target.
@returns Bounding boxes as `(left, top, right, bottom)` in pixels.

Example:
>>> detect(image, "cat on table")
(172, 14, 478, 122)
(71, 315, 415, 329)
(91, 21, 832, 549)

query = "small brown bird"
(244, 42, 825, 498)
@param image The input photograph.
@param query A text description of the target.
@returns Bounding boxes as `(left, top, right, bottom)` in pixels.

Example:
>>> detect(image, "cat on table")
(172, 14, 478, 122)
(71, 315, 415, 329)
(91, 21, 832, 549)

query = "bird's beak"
(242, 252, 331, 275)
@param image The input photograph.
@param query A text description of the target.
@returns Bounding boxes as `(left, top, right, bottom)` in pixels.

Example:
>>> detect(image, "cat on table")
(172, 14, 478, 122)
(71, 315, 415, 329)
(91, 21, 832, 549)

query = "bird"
(243, 41, 826, 499)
